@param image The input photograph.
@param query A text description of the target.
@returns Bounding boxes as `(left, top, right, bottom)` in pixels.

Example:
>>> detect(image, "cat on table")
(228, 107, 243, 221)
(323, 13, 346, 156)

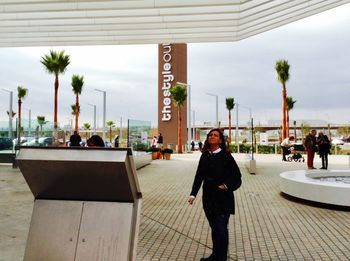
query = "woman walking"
(188, 128, 242, 261)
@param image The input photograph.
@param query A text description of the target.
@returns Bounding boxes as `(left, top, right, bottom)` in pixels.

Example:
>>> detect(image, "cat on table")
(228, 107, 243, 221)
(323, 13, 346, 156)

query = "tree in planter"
(37, 116, 47, 136)
(82, 123, 91, 139)
(225, 97, 235, 145)
(71, 74, 84, 132)
(275, 59, 290, 140)
(41, 50, 70, 133)
(106, 120, 115, 143)
(6, 111, 16, 138)
(170, 84, 187, 154)
(17, 86, 28, 145)
(161, 148, 173, 160)
(286, 96, 296, 137)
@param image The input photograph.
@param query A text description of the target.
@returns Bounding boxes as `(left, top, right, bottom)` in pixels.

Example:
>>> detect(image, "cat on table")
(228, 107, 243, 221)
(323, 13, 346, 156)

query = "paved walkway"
(1, 153, 350, 260)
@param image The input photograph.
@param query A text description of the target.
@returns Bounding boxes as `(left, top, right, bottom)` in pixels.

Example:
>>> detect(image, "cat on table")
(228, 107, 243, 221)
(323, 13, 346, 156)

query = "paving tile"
(0, 153, 349, 261)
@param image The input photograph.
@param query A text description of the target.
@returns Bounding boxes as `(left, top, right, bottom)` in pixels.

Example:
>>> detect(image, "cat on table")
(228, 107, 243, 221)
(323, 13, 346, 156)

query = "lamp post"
(23, 107, 31, 139)
(235, 103, 239, 152)
(206, 92, 218, 128)
(2, 89, 13, 138)
(95, 89, 106, 141)
(192, 110, 195, 140)
(88, 103, 97, 135)
(235, 103, 253, 153)
(177, 82, 191, 152)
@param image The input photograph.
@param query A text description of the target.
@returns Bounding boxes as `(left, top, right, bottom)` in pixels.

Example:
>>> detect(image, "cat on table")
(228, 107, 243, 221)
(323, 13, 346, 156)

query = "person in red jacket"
(304, 129, 317, 169)
(188, 128, 242, 261)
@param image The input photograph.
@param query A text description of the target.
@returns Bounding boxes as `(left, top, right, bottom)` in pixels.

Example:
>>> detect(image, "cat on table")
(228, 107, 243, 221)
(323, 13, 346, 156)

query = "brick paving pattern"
(136, 153, 350, 261)
(0, 153, 349, 260)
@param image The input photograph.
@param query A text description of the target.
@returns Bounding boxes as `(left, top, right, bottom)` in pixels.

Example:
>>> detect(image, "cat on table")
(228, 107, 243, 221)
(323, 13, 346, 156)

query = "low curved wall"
(280, 170, 350, 207)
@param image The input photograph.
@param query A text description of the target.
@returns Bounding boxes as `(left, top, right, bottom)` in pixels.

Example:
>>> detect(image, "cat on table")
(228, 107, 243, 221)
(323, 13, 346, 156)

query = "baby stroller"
(287, 144, 305, 162)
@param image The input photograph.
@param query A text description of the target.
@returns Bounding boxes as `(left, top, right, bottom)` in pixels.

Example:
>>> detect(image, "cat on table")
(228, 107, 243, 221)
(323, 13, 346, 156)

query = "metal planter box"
(17, 147, 142, 261)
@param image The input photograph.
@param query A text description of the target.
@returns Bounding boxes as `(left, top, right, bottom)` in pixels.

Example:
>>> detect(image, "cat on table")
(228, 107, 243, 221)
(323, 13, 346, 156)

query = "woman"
(188, 128, 242, 261)
(317, 132, 330, 169)
(87, 135, 105, 147)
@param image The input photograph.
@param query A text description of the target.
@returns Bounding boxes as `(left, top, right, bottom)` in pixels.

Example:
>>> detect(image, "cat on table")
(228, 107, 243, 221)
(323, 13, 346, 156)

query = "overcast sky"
(0, 3, 349, 129)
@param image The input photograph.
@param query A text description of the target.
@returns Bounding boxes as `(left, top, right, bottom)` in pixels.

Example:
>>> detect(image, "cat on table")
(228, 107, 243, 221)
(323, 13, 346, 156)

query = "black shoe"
(200, 256, 213, 261)
(320, 167, 326, 169)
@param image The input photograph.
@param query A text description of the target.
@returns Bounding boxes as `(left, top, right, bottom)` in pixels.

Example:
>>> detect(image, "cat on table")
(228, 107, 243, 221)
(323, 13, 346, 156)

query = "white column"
(95, 89, 106, 141)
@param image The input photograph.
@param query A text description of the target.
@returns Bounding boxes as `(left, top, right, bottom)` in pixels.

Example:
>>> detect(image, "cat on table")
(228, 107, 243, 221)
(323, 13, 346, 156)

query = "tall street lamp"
(23, 107, 31, 139)
(95, 89, 106, 141)
(2, 89, 13, 138)
(88, 103, 97, 135)
(235, 102, 253, 153)
(192, 110, 195, 140)
(177, 82, 191, 152)
(206, 92, 218, 128)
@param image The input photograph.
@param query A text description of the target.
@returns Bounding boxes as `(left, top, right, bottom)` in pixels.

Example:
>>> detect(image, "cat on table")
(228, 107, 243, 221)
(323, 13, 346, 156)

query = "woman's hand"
(218, 184, 227, 190)
(188, 196, 195, 205)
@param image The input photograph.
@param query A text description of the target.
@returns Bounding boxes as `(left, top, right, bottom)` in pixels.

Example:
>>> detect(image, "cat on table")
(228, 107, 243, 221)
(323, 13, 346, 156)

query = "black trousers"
(282, 146, 289, 161)
(205, 211, 230, 261)
(320, 152, 328, 169)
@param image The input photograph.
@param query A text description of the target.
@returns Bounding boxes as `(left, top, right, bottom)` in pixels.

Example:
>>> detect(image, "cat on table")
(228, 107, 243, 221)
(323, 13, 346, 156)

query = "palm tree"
(82, 123, 91, 139)
(6, 111, 16, 118)
(71, 104, 80, 117)
(17, 86, 28, 145)
(71, 74, 84, 131)
(41, 50, 70, 132)
(225, 97, 235, 145)
(37, 115, 47, 136)
(286, 96, 297, 137)
(170, 84, 187, 153)
(275, 59, 290, 140)
(106, 120, 115, 143)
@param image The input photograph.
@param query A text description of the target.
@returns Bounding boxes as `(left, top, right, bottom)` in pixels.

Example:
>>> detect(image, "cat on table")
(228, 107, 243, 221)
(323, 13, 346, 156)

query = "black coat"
(190, 149, 242, 215)
(317, 135, 330, 155)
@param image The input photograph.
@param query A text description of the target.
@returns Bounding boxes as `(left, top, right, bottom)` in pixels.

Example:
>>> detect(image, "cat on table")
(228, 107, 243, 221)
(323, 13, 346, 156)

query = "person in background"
(191, 140, 195, 151)
(304, 129, 317, 169)
(281, 136, 295, 161)
(188, 128, 242, 261)
(69, 131, 81, 147)
(198, 140, 203, 151)
(114, 135, 119, 148)
(151, 135, 158, 148)
(157, 133, 163, 148)
(87, 135, 105, 147)
(317, 131, 331, 169)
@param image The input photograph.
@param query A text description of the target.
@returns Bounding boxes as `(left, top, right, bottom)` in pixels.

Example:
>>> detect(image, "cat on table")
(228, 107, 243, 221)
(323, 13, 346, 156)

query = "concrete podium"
(17, 147, 142, 261)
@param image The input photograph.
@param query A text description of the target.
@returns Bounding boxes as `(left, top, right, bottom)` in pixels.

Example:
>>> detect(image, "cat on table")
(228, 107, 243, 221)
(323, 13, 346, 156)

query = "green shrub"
(161, 148, 173, 154)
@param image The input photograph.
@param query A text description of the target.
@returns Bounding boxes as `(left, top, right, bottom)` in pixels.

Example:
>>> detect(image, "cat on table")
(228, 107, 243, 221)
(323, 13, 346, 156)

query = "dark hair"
(87, 135, 105, 147)
(202, 128, 227, 152)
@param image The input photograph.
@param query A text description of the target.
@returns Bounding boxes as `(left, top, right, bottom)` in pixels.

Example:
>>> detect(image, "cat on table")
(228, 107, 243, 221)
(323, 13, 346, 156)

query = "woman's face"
(208, 130, 222, 147)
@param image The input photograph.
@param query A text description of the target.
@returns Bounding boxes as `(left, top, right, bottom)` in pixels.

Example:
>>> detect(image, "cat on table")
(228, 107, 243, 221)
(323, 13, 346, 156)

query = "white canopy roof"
(1, 0, 349, 47)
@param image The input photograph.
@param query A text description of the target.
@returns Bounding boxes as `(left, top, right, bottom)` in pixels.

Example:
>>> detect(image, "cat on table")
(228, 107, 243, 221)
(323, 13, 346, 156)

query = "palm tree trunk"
(282, 83, 287, 139)
(286, 111, 290, 137)
(178, 106, 182, 153)
(228, 110, 232, 144)
(75, 95, 79, 131)
(54, 74, 59, 130)
(109, 127, 112, 143)
(18, 99, 22, 146)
